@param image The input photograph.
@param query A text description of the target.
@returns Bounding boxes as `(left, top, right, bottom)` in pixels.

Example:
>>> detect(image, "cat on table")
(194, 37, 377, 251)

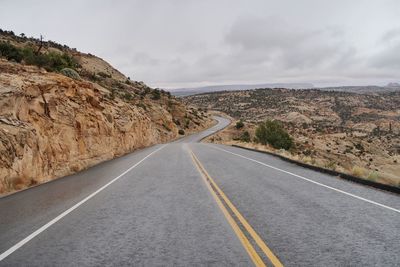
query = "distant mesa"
(170, 83, 314, 96)
(170, 82, 400, 97)
(386, 82, 400, 88)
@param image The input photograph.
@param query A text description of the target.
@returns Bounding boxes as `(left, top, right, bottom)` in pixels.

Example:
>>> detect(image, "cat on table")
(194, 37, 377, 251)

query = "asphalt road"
(0, 116, 399, 266)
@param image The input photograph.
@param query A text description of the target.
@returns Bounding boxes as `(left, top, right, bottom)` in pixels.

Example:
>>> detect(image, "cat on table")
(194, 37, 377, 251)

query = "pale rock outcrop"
(0, 60, 211, 194)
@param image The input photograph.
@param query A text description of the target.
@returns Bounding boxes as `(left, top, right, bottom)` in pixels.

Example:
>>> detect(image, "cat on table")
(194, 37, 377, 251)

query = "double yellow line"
(189, 149, 283, 267)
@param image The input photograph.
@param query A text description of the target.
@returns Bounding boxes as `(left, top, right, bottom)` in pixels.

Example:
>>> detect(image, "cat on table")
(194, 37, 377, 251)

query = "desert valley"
(184, 88, 400, 187)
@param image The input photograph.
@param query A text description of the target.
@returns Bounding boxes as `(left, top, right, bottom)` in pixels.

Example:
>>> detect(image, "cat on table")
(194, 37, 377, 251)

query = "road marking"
(189, 149, 283, 267)
(0, 145, 166, 262)
(210, 145, 400, 214)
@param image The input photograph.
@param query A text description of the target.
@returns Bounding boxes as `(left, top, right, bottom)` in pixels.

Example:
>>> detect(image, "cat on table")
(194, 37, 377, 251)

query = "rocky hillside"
(0, 30, 212, 194)
(185, 89, 400, 187)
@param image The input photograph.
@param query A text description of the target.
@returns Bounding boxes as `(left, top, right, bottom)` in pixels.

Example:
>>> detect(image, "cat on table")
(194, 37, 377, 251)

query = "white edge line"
(0, 144, 166, 262)
(209, 145, 400, 214)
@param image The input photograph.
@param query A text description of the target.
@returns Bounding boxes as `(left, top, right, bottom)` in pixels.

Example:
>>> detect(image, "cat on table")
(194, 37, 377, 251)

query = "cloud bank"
(0, 0, 399, 88)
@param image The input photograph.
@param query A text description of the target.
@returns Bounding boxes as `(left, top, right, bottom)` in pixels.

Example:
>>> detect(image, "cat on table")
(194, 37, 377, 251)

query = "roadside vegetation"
(255, 120, 293, 150)
(0, 41, 79, 72)
(235, 119, 244, 129)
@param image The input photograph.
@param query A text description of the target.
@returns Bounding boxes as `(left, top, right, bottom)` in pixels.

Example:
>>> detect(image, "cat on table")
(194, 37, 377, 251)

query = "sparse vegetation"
(185, 88, 400, 187)
(0, 42, 23, 62)
(122, 92, 134, 101)
(0, 42, 79, 72)
(178, 129, 185, 135)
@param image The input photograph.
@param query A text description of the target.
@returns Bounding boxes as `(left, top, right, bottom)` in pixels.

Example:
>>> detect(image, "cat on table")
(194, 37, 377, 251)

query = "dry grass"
(367, 171, 379, 182)
(351, 166, 367, 178)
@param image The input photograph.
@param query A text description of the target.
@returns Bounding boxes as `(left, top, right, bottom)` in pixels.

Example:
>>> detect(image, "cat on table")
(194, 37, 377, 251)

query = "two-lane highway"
(0, 116, 399, 266)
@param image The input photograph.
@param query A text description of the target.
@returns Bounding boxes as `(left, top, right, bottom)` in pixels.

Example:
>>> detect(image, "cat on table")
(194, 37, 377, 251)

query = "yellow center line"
(190, 151, 266, 267)
(189, 149, 284, 267)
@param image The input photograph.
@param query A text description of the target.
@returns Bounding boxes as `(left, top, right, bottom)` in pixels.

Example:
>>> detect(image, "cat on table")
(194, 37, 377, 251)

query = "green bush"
(240, 131, 251, 142)
(0, 42, 23, 62)
(123, 92, 134, 101)
(60, 68, 80, 80)
(235, 120, 244, 129)
(178, 129, 185, 135)
(151, 89, 161, 100)
(255, 120, 293, 150)
(184, 119, 190, 129)
(0, 42, 78, 72)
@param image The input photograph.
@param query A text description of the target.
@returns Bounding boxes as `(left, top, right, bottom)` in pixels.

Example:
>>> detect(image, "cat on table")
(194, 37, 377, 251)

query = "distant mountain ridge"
(169, 83, 314, 96)
(169, 82, 400, 96)
(386, 82, 400, 88)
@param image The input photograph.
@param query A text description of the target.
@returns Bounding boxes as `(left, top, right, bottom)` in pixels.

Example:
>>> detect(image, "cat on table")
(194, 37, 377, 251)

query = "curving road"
(0, 116, 399, 266)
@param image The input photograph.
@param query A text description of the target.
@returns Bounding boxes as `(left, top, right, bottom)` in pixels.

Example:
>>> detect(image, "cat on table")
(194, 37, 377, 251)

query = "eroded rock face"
(0, 60, 210, 194)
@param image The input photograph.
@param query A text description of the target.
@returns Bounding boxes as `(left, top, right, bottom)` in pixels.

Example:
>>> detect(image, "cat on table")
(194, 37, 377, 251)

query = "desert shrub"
(23, 48, 78, 72)
(151, 89, 161, 100)
(184, 119, 190, 128)
(86, 71, 100, 82)
(137, 102, 147, 110)
(123, 92, 134, 101)
(98, 71, 111, 78)
(0, 42, 23, 62)
(302, 156, 313, 164)
(178, 129, 185, 135)
(354, 143, 364, 151)
(235, 120, 244, 129)
(173, 119, 181, 125)
(351, 166, 366, 177)
(324, 161, 337, 170)
(367, 171, 379, 181)
(255, 120, 293, 150)
(60, 68, 80, 80)
(143, 87, 151, 95)
(240, 131, 251, 142)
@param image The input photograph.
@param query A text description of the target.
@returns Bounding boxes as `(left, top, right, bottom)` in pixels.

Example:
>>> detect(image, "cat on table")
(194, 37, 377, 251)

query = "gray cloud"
(371, 41, 400, 69)
(381, 28, 400, 43)
(224, 17, 355, 70)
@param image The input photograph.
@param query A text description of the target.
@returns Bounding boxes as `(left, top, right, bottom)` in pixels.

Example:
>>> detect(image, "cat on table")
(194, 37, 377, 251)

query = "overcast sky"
(1, 0, 400, 88)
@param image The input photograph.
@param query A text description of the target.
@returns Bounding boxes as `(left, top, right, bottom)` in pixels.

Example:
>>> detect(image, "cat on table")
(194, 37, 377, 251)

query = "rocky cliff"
(0, 33, 212, 195)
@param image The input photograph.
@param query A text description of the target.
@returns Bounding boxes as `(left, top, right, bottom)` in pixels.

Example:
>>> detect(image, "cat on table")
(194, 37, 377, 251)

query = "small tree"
(255, 120, 293, 150)
(36, 35, 44, 55)
(235, 120, 244, 129)
(240, 131, 251, 142)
